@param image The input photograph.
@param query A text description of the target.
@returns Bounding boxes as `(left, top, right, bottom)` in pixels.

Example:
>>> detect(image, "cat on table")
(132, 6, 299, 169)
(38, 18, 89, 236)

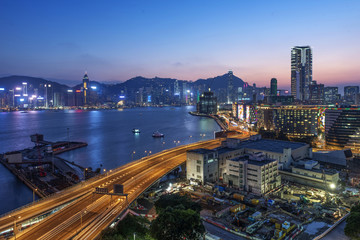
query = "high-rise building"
(324, 87, 339, 104)
(344, 86, 359, 104)
(291, 46, 312, 101)
(83, 72, 90, 105)
(227, 71, 235, 103)
(326, 109, 360, 150)
(197, 91, 217, 114)
(270, 78, 277, 96)
(309, 80, 324, 104)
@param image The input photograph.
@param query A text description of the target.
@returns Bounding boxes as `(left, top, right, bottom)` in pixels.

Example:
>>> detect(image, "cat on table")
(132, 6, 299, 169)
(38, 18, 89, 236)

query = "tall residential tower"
(291, 46, 312, 101)
(83, 72, 89, 105)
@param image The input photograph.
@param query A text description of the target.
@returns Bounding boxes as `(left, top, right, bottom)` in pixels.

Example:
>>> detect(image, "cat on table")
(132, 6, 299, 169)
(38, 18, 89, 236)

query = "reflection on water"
(0, 106, 220, 214)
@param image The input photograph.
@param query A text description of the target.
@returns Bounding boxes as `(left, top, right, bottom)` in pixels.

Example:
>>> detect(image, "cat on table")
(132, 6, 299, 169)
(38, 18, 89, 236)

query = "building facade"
(224, 153, 280, 195)
(270, 78, 277, 96)
(197, 91, 217, 114)
(291, 46, 312, 101)
(186, 149, 218, 184)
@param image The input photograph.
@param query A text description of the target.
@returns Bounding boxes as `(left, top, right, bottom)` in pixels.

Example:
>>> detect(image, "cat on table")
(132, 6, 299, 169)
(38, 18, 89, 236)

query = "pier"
(0, 134, 89, 199)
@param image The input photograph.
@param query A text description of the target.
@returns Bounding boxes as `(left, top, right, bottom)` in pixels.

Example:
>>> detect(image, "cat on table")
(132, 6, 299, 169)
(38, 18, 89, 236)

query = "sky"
(0, 0, 359, 89)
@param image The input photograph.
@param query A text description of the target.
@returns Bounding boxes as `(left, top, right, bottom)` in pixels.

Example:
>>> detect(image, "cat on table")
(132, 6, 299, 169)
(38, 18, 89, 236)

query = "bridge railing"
(0, 138, 220, 219)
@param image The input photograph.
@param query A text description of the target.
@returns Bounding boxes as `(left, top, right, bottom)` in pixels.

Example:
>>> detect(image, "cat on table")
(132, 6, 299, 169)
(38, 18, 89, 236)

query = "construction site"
(130, 175, 356, 240)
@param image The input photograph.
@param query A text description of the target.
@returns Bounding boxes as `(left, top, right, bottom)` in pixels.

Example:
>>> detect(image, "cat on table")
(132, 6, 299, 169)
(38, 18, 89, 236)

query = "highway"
(0, 138, 223, 240)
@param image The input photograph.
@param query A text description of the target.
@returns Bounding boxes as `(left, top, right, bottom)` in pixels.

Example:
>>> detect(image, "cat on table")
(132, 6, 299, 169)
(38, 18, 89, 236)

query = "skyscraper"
(227, 70, 234, 103)
(270, 78, 277, 96)
(291, 46, 312, 101)
(83, 72, 89, 105)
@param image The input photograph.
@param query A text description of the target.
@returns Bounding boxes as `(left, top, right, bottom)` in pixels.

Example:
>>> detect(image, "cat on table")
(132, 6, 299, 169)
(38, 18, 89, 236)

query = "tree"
(150, 206, 205, 240)
(151, 194, 205, 240)
(100, 214, 152, 240)
(154, 194, 201, 214)
(345, 204, 360, 239)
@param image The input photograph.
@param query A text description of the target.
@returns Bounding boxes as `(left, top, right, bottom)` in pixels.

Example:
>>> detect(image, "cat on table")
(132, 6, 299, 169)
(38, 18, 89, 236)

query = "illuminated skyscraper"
(270, 78, 277, 96)
(291, 46, 312, 101)
(83, 72, 89, 105)
(227, 70, 234, 103)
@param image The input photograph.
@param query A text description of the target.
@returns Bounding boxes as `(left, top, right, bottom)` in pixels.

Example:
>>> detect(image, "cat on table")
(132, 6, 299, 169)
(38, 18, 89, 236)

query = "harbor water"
(0, 106, 220, 215)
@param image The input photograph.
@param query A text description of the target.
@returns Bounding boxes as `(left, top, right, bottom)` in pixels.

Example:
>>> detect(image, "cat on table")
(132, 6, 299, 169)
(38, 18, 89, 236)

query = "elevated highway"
(0, 138, 224, 240)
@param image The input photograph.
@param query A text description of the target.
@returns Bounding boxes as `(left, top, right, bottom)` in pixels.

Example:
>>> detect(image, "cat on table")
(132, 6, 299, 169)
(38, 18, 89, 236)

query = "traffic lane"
(203, 221, 247, 240)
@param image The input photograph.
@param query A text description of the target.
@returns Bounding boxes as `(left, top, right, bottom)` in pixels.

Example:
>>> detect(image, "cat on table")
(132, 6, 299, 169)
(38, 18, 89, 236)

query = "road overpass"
(0, 138, 224, 240)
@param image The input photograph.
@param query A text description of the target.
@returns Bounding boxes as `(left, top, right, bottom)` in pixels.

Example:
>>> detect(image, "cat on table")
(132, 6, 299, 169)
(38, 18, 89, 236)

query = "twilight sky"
(0, 0, 359, 89)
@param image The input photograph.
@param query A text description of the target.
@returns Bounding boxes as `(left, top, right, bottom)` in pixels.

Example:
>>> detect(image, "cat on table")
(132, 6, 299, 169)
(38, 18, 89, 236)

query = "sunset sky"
(0, 0, 359, 89)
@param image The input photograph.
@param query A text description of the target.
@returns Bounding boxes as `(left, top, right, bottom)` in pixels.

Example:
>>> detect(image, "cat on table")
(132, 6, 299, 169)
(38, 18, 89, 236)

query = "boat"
(132, 128, 141, 133)
(152, 131, 164, 138)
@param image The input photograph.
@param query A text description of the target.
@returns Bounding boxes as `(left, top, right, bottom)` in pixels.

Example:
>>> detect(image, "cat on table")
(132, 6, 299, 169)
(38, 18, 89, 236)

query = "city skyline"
(0, 1, 360, 89)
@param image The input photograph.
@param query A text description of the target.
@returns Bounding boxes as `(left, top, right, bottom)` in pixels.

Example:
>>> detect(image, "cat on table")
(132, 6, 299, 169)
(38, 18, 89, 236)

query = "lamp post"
(10, 215, 21, 240)
(83, 168, 87, 181)
(33, 188, 37, 203)
(80, 210, 87, 229)
(131, 151, 136, 161)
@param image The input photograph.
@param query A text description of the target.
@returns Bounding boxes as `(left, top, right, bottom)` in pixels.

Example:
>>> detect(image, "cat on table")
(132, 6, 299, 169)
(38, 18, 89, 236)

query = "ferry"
(132, 128, 141, 133)
(152, 131, 164, 138)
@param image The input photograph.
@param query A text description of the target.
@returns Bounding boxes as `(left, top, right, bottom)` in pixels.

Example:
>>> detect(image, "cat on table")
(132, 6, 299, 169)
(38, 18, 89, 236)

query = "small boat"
(132, 128, 141, 133)
(152, 131, 164, 138)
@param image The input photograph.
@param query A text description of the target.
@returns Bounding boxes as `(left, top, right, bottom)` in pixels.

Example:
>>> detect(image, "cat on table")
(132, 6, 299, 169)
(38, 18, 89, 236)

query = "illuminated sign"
(91, 86, 97, 90)
(147, 95, 152, 103)
(22, 82, 27, 85)
(0, 88, 4, 91)
(246, 105, 250, 123)
(14, 94, 21, 97)
(238, 105, 244, 120)
(76, 90, 81, 93)
(20, 98, 25, 102)
(119, 95, 125, 99)
(15, 87, 22, 91)
(67, 90, 73, 93)
(37, 97, 44, 100)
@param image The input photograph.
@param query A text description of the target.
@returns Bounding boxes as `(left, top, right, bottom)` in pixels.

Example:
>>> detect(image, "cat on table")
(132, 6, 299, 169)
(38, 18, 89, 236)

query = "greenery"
(150, 194, 205, 240)
(154, 193, 201, 214)
(345, 204, 360, 239)
(100, 214, 153, 240)
(100, 194, 204, 240)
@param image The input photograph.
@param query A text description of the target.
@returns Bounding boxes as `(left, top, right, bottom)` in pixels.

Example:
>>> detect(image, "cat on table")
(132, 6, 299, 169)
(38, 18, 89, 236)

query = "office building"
(326, 109, 360, 150)
(227, 71, 235, 103)
(344, 86, 359, 104)
(291, 46, 312, 101)
(309, 81, 324, 104)
(324, 87, 339, 104)
(197, 91, 217, 114)
(270, 78, 277, 96)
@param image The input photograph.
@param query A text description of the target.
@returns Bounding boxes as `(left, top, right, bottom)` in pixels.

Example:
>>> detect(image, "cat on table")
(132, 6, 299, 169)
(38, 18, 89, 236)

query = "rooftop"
(229, 155, 276, 166)
(213, 147, 238, 155)
(233, 138, 308, 153)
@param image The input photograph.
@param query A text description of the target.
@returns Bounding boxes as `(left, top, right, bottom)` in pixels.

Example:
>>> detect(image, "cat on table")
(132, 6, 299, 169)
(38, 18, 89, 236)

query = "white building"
(224, 153, 280, 195)
(186, 149, 218, 184)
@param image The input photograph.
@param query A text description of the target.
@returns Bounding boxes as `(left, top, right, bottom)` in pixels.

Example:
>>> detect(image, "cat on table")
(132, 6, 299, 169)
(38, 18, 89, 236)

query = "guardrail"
(312, 213, 350, 240)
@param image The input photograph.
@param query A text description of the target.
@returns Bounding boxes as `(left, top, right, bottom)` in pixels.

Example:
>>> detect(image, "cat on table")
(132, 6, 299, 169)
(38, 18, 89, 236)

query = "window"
(197, 165, 201, 173)
(197, 160, 201, 164)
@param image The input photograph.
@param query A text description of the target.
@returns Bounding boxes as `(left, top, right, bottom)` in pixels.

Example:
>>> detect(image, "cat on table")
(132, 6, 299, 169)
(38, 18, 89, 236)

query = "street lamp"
(131, 151, 136, 161)
(83, 168, 87, 181)
(10, 215, 21, 239)
(80, 210, 87, 229)
(330, 183, 336, 190)
(200, 134, 206, 140)
(33, 188, 37, 203)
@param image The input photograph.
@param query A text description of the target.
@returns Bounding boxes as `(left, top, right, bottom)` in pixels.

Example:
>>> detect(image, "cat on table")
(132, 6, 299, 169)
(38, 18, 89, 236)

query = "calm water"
(0, 106, 220, 215)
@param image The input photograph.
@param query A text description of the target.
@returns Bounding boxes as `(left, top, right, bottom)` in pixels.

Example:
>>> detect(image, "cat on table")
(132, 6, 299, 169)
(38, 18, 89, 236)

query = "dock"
(0, 134, 90, 199)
